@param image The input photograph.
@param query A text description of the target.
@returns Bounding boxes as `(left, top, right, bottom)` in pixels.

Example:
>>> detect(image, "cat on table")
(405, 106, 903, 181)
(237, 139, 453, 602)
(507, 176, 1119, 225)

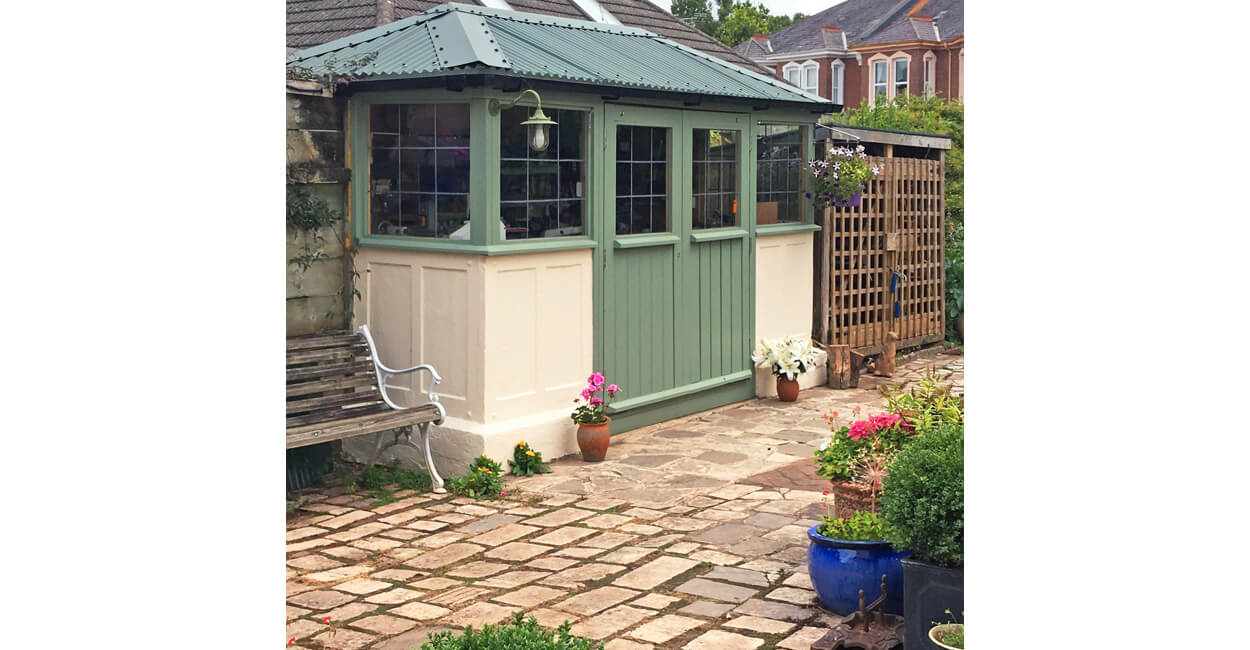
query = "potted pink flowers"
(571, 372, 619, 462)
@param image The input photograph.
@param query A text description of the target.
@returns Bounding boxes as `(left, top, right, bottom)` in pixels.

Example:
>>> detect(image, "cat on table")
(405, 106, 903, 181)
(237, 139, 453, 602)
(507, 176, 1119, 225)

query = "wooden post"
(872, 331, 898, 377)
(827, 344, 858, 389)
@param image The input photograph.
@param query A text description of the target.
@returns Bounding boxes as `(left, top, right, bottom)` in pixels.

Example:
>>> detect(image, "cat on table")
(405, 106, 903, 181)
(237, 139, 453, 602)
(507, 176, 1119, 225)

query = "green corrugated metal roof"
(287, 2, 832, 108)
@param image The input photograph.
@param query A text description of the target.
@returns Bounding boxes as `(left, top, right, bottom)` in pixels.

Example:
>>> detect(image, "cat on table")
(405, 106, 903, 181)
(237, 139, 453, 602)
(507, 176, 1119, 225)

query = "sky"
(648, 0, 846, 18)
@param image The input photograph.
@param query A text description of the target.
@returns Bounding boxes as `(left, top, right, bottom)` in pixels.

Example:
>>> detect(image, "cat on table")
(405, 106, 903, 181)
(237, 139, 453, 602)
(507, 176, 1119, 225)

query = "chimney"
(821, 25, 844, 50)
(751, 33, 772, 53)
(376, 0, 395, 26)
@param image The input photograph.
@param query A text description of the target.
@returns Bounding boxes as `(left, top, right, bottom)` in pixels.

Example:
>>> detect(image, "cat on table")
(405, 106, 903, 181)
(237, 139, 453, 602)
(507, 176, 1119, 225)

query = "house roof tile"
(734, 0, 962, 59)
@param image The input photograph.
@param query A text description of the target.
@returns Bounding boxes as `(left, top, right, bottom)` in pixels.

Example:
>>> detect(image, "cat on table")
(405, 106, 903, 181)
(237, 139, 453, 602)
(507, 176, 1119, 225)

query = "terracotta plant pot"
(576, 417, 611, 462)
(776, 376, 800, 402)
(830, 481, 875, 520)
(929, 623, 964, 650)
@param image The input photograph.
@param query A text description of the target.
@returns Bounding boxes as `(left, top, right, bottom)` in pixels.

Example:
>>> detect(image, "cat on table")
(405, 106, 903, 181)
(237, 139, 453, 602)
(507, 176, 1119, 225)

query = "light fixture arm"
(488, 88, 544, 115)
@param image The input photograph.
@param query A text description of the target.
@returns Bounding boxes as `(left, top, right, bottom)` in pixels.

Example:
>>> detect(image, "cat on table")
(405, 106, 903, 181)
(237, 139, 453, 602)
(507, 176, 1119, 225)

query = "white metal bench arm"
(357, 324, 446, 424)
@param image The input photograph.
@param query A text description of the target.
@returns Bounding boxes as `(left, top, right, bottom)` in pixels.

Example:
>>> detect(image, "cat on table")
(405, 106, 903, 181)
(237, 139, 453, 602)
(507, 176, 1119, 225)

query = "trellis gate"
(814, 127, 951, 355)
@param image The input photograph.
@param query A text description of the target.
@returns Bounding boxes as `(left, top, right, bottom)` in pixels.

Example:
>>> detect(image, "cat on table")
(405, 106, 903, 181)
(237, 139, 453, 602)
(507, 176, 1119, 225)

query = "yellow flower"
(468, 477, 475, 483)
(518, 441, 527, 448)
(525, 450, 535, 457)
(480, 468, 492, 474)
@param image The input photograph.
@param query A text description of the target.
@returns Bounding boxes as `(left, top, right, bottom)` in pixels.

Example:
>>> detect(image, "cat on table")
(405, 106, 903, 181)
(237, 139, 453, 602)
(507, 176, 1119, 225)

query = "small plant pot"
(576, 417, 611, 462)
(807, 525, 909, 615)
(929, 623, 964, 649)
(776, 376, 800, 402)
(830, 481, 874, 520)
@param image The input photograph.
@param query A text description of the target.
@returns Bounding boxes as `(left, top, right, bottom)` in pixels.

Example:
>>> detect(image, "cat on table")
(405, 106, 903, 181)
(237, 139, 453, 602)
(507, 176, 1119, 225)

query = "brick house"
(734, 0, 963, 109)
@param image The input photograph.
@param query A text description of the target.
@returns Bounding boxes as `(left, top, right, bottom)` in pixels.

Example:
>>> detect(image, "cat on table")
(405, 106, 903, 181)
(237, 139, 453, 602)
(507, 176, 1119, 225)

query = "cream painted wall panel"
(754, 232, 823, 398)
(355, 248, 485, 422)
(368, 262, 416, 401)
(537, 263, 586, 398)
(421, 267, 470, 400)
(755, 232, 815, 340)
(492, 266, 538, 401)
(483, 249, 593, 423)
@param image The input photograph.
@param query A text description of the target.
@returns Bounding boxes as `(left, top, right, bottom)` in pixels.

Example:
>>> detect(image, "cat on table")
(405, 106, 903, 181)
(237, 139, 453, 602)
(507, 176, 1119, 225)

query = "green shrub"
(420, 612, 601, 650)
(818, 510, 887, 541)
(395, 467, 433, 492)
(509, 441, 552, 477)
(880, 366, 964, 435)
(880, 424, 963, 567)
(361, 464, 392, 490)
(447, 455, 505, 499)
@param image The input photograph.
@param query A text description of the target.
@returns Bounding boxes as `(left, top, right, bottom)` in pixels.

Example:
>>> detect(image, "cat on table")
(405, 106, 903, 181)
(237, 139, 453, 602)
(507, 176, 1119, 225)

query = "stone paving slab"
(285, 353, 962, 648)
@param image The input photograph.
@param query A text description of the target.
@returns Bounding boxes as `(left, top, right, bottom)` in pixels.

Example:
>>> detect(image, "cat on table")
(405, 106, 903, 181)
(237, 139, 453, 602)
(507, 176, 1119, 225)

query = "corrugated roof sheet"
(287, 0, 773, 76)
(287, 3, 831, 107)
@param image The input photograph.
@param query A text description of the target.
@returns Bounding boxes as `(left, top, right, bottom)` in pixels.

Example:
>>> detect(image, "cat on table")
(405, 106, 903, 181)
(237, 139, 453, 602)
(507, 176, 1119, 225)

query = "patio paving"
(286, 352, 962, 649)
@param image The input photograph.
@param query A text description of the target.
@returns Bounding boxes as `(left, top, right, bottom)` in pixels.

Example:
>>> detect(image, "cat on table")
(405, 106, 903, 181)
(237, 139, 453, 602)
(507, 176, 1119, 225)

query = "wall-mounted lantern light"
(489, 89, 558, 152)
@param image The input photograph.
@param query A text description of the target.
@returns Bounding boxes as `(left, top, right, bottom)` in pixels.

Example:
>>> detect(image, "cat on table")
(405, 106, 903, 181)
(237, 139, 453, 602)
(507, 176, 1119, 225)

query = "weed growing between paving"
(419, 612, 603, 650)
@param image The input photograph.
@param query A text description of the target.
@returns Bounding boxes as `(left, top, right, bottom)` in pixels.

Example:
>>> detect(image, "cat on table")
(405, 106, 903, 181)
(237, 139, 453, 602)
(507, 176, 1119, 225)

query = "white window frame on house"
(923, 51, 936, 98)
(892, 55, 910, 98)
(800, 60, 820, 96)
(868, 54, 889, 107)
(830, 59, 845, 105)
(782, 62, 802, 88)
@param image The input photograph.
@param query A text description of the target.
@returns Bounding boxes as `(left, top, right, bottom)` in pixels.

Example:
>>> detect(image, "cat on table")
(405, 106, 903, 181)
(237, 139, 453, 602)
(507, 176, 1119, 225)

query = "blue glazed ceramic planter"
(807, 525, 910, 615)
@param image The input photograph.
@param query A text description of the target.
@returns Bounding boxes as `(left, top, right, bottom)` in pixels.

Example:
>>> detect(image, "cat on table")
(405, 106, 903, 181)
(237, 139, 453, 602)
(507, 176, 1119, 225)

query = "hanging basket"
(830, 191, 863, 209)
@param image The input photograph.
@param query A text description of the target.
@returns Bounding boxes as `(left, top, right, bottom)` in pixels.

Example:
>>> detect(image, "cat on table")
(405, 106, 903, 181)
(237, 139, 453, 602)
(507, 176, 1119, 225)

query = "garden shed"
(286, 2, 834, 470)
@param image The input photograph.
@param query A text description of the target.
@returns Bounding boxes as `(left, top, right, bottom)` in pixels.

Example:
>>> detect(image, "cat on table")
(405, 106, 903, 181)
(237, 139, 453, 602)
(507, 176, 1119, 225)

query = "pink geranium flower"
(590, 397, 603, 405)
(580, 388, 593, 400)
(607, 384, 619, 393)
(589, 372, 606, 386)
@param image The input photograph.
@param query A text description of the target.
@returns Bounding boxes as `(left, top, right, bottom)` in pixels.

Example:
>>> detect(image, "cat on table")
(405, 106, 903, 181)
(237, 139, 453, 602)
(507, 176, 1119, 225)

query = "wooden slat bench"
(287, 325, 448, 492)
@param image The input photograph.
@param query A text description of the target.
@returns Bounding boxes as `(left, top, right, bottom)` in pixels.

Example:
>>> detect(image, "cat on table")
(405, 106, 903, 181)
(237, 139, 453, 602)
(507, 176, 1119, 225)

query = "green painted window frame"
(752, 119, 819, 237)
(349, 88, 602, 256)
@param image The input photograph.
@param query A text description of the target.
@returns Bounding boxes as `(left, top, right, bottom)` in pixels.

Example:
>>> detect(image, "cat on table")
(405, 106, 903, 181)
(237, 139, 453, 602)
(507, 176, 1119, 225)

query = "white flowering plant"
(805, 144, 881, 209)
(751, 336, 818, 381)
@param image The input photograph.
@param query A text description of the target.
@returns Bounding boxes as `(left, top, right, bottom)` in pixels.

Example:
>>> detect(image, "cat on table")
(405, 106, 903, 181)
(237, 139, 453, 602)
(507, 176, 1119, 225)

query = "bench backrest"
(286, 330, 387, 429)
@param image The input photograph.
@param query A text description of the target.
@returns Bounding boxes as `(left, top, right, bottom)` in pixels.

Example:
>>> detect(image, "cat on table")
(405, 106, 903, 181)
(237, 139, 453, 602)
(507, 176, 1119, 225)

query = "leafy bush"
(945, 222, 963, 340)
(818, 510, 887, 541)
(509, 441, 552, 477)
(880, 424, 963, 567)
(880, 366, 964, 435)
(395, 467, 433, 491)
(447, 455, 505, 499)
(420, 612, 601, 650)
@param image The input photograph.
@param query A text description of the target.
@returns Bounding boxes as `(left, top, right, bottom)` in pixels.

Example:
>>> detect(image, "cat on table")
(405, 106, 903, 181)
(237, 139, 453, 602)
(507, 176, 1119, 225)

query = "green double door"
(595, 105, 755, 432)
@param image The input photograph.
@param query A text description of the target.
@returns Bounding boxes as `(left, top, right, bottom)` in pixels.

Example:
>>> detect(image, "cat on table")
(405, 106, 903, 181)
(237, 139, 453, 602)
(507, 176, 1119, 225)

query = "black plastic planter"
(901, 558, 963, 649)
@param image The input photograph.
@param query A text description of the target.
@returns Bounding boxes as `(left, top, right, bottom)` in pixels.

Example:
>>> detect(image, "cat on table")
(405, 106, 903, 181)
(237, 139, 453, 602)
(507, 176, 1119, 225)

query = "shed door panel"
(599, 107, 753, 419)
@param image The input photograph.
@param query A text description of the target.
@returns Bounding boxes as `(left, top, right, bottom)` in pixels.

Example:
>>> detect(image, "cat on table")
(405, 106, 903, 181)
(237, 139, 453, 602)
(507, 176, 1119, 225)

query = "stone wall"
(286, 87, 352, 336)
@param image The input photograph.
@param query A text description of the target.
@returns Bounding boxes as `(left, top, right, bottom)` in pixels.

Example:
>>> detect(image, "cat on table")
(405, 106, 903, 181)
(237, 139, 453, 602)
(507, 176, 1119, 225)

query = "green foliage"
(395, 467, 433, 492)
(945, 221, 963, 340)
(509, 441, 552, 477)
(935, 624, 964, 648)
(447, 455, 505, 499)
(881, 424, 963, 567)
(339, 468, 358, 494)
(818, 510, 888, 541)
(421, 612, 602, 650)
(880, 366, 964, 435)
(369, 488, 397, 506)
(286, 184, 342, 232)
(361, 464, 392, 490)
(674, 0, 805, 46)
(832, 94, 964, 337)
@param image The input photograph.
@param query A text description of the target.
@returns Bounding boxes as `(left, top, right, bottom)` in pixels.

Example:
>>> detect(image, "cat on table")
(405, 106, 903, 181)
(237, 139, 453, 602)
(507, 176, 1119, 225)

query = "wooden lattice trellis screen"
(815, 154, 946, 354)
